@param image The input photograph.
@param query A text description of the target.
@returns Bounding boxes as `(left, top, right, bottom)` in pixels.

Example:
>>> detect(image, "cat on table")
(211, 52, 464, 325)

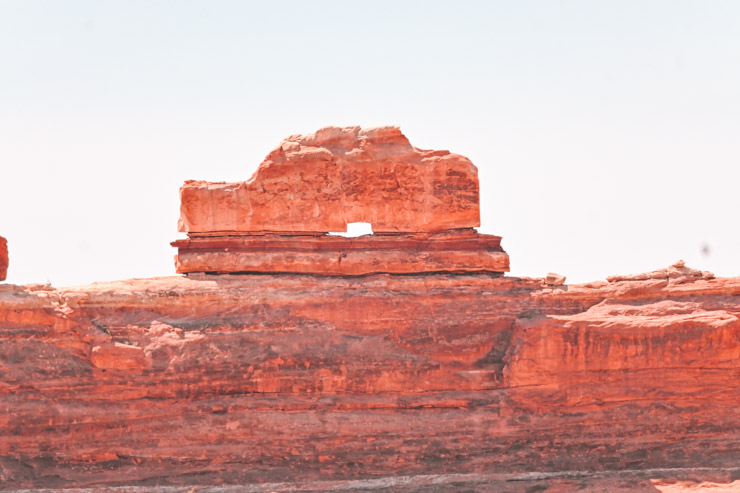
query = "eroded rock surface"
(607, 260, 715, 283)
(178, 126, 480, 234)
(2, 125, 737, 490)
(1, 264, 739, 490)
(0, 236, 7, 281)
(173, 127, 507, 276)
(172, 229, 509, 275)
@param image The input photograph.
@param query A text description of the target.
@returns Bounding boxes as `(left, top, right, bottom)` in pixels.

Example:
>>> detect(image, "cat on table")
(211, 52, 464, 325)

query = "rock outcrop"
(173, 126, 507, 276)
(0, 236, 7, 281)
(178, 126, 480, 234)
(173, 229, 509, 276)
(1, 128, 739, 491)
(1, 269, 739, 490)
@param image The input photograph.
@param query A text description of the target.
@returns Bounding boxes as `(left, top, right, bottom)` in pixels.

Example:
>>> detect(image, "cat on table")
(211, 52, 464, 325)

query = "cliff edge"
(1, 127, 738, 492)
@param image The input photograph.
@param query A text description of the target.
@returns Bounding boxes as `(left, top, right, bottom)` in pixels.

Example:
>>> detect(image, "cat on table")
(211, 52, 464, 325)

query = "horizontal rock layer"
(1, 268, 739, 490)
(178, 126, 480, 234)
(172, 229, 509, 275)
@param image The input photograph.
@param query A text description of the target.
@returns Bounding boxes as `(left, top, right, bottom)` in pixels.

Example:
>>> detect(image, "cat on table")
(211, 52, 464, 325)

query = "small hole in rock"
(329, 222, 373, 238)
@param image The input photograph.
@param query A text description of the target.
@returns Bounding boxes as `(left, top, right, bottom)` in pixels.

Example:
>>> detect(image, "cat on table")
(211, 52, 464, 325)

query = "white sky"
(1, 1, 739, 286)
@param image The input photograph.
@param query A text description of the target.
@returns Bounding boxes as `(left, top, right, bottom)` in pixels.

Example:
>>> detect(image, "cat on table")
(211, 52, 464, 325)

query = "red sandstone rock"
(0, 236, 7, 281)
(172, 229, 509, 275)
(606, 259, 715, 283)
(178, 126, 480, 234)
(3, 125, 736, 490)
(1, 263, 739, 489)
(545, 271, 566, 285)
(90, 342, 147, 370)
(174, 127, 502, 278)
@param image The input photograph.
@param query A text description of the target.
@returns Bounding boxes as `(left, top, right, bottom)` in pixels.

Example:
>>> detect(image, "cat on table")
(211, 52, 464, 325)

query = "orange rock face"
(1, 267, 739, 490)
(2, 124, 738, 491)
(172, 229, 509, 275)
(174, 126, 503, 277)
(0, 235, 7, 281)
(178, 126, 480, 234)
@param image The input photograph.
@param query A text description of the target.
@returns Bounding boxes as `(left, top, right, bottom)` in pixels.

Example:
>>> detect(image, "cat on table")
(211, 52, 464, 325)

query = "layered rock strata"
(174, 126, 508, 276)
(2, 127, 738, 491)
(0, 267, 739, 490)
(173, 229, 509, 276)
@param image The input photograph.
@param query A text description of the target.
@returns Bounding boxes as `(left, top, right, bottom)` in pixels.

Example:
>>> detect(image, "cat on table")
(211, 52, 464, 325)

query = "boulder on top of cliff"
(173, 127, 508, 276)
(0, 235, 7, 281)
(178, 126, 480, 234)
(606, 260, 715, 284)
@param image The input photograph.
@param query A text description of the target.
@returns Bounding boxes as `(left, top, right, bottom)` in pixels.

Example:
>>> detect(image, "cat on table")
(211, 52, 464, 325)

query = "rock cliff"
(0, 236, 7, 282)
(2, 269, 739, 491)
(1, 128, 738, 492)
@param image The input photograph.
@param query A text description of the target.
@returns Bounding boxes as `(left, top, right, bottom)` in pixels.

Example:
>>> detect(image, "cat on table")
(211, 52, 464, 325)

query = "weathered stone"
(0, 235, 7, 281)
(172, 229, 509, 275)
(178, 126, 480, 234)
(1, 264, 739, 489)
(90, 342, 147, 370)
(174, 127, 502, 276)
(606, 259, 715, 283)
(545, 271, 566, 285)
(2, 123, 738, 491)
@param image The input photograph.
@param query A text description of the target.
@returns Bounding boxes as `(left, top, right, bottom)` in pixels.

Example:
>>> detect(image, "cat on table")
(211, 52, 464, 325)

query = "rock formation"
(173, 229, 509, 276)
(1, 128, 739, 491)
(0, 235, 7, 281)
(2, 267, 739, 491)
(178, 126, 480, 234)
(173, 126, 508, 276)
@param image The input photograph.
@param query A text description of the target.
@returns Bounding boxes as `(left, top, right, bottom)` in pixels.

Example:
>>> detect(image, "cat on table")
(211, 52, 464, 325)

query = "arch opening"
(329, 222, 373, 238)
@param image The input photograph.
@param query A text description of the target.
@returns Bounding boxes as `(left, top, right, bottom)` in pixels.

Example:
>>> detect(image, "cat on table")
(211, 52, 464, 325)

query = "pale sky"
(1, 1, 739, 286)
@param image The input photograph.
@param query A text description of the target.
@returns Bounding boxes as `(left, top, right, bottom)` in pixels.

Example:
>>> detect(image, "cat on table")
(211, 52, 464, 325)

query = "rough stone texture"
(1, 265, 739, 490)
(173, 126, 502, 277)
(545, 271, 566, 285)
(606, 259, 715, 283)
(0, 236, 7, 281)
(172, 229, 509, 275)
(178, 126, 480, 234)
(2, 127, 736, 491)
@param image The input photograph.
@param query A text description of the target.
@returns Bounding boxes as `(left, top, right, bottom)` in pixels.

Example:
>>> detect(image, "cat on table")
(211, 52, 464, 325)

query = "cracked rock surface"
(178, 126, 480, 234)
(0, 236, 7, 282)
(1, 263, 739, 490)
